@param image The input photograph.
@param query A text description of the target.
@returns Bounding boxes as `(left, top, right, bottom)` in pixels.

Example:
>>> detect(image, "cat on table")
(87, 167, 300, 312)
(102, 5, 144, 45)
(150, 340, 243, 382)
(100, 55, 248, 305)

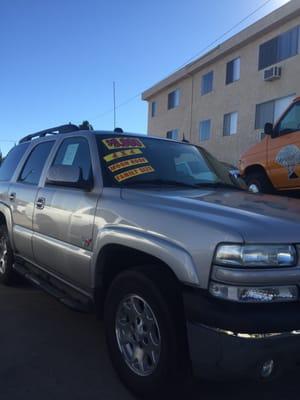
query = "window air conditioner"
(264, 66, 282, 81)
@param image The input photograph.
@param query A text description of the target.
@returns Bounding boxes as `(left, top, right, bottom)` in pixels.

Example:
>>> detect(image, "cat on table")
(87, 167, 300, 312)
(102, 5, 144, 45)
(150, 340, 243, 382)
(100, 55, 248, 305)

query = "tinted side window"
(0, 143, 30, 181)
(19, 141, 54, 185)
(52, 137, 92, 183)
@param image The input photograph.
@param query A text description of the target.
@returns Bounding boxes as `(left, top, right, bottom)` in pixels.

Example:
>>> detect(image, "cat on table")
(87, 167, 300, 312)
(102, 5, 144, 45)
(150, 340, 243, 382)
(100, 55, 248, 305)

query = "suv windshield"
(98, 135, 243, 189)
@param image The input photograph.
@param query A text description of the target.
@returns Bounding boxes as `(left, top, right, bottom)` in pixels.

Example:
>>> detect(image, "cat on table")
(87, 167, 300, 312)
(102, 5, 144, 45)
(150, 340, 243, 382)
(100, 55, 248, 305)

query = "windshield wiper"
(122, 179, 198, 189)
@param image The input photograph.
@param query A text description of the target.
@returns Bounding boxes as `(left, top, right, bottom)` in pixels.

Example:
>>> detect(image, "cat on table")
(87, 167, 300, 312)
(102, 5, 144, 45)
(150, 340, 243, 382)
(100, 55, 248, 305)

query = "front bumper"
(187, 322, 300, 379)
(183, 288, 300, 379)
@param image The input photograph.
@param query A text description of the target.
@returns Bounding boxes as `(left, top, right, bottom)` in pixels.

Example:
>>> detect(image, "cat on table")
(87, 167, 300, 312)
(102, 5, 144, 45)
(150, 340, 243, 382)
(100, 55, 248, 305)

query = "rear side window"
(18, 141, 54, 185)
(52, 137, 92, 183)
(0, 143, 30, 181)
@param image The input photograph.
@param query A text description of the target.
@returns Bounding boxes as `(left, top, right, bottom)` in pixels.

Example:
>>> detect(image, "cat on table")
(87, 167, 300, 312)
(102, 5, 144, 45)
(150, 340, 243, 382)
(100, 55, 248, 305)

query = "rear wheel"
(0, 225, 17, 285)
(104, 266, 189, 397)
(245, 170, 274, 194)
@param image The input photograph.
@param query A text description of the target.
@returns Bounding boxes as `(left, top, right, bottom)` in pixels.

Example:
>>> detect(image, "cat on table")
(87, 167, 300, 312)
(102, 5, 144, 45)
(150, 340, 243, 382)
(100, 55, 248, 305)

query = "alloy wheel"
(115, 294, 161, 377)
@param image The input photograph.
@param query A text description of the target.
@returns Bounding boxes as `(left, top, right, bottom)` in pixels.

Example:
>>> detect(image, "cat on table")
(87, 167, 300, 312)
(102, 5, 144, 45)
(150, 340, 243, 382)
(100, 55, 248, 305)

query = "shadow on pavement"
(0, 284, 299, 400)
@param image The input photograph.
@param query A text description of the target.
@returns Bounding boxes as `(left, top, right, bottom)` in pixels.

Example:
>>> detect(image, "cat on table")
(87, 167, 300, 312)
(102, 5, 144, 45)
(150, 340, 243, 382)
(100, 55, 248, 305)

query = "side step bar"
(13, 262, 94, 313)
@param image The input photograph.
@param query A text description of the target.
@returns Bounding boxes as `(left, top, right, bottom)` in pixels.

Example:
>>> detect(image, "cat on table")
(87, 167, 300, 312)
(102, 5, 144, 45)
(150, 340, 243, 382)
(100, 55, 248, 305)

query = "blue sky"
(0, 0, 290, 154)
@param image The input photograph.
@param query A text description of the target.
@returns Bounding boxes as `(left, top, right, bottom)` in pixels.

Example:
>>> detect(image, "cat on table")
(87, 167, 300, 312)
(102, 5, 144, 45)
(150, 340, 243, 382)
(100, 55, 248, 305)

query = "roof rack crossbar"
(19, 123, 80, 144)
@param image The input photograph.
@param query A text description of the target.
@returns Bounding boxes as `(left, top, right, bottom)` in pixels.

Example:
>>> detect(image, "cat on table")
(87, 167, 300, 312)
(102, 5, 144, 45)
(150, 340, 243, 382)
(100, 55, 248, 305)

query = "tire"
(104, 266, 189, 398)
(0, 225, 17, 285)
(245, 170, 274, 194)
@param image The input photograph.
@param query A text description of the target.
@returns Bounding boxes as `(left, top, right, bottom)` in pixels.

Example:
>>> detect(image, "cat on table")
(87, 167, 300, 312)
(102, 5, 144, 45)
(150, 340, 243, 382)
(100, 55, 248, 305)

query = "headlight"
(214, 244, 297, 267)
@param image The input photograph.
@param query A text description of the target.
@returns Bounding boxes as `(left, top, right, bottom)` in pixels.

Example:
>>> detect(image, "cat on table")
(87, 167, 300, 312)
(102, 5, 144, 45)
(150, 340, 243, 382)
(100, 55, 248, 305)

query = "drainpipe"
(187, 73, 194, 142)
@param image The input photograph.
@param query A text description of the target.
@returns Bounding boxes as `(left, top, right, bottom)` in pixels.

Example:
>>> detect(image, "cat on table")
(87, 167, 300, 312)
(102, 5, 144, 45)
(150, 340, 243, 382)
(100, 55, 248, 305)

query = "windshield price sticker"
(109, 157, 148, 173)
(115, 165, 154, 182)
(104, 148, 142, 162)
(102, 137, 145, 150)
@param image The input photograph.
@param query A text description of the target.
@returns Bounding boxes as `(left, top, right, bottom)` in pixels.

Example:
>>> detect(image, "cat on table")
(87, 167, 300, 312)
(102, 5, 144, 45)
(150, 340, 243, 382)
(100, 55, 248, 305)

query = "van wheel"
(104, 266, 189, 398)
(245, 171, 274, 194)
(0, 225, 17, 285)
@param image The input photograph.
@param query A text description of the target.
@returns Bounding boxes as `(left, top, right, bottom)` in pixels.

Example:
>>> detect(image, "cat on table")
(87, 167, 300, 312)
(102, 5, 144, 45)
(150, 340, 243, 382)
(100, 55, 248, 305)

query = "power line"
(174, 0, 274, 70)
(86, 0, 276, 123)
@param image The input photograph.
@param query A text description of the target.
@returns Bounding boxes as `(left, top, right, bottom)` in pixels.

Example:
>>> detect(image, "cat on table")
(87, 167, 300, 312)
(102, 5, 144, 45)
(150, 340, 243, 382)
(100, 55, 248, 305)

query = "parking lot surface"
(0, 283, 299, 400)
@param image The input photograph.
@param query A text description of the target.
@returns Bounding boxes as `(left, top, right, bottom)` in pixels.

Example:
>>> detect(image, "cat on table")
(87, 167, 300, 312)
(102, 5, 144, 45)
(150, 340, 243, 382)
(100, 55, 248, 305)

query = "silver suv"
(1, 124, 300, 397)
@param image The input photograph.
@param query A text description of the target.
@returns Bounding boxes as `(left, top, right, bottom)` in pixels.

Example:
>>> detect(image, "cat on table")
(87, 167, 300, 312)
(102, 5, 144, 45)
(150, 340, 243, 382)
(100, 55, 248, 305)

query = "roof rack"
(19, 123, 80, 144)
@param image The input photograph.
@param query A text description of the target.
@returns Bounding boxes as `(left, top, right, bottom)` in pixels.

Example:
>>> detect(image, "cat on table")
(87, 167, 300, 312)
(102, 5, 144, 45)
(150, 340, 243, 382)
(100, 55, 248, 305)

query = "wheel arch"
(244, 164, 267, 177)
(0, 203, 14, 249)
(91, 228, 200, 313)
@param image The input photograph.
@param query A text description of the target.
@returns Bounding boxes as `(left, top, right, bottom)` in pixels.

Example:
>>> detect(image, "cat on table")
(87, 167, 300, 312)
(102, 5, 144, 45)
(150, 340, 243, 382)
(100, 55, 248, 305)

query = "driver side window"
(52, 137, 93, 184)
(277, 102, 300, 135)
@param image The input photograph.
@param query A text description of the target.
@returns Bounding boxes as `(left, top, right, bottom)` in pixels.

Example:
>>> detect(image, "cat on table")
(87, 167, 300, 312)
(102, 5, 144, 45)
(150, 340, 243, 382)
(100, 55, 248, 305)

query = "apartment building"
(142, 0, 300, 165)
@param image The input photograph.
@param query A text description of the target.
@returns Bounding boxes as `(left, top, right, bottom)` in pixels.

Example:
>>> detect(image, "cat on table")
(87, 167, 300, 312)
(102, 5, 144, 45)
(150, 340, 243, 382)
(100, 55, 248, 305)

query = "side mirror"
(264, 122, 274, 136)
(46, 165, 92, 190)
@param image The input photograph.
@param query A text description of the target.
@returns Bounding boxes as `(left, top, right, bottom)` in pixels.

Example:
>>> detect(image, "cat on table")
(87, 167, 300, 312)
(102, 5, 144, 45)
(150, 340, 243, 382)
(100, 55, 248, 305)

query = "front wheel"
(245, 170, 274, 194)
(0, 225, 17, 285)
(104, 267, 189, 397)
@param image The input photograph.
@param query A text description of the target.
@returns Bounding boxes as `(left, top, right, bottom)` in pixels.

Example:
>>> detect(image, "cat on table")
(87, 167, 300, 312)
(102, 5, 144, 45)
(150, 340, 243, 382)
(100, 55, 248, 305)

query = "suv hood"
(121, 188, 300, 243)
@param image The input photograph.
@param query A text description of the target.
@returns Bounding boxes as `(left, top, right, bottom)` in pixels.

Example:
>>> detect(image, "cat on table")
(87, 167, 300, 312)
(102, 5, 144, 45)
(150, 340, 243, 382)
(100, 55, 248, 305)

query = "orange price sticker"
(109, 157, 148, 173)
(102, 137, 145, 150)
(103, 148, 142, 162)
(114, 165, 154, 182)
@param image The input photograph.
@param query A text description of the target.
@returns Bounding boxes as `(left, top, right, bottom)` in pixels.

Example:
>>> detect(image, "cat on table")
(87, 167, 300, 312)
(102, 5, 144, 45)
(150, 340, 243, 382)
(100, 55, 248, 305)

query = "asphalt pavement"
(0, 283, 299, 400)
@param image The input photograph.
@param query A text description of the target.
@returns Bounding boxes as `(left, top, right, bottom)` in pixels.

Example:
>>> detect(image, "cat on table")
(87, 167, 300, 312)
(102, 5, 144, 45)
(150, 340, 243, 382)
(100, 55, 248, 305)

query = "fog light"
(261, 359, 275, 378)
(209, 282, 298, 303)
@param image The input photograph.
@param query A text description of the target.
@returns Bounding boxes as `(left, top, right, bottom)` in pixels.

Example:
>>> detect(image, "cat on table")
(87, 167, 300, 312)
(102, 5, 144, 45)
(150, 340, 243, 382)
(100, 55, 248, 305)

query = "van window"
(277, 102, 300, 135)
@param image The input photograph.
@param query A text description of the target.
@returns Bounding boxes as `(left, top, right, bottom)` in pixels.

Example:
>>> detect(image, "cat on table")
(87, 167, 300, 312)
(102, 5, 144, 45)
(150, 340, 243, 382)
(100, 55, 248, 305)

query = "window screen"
(223, 112, 238, 136)
(201, 71, 213, 95)
(166, 129, 179, 140)
(255, 101, 274, 129)
(199, 120, 211, 141)
(168, 89, 180, 109)
(226, 58, 240, 84)
(255, 95, 295, 129)
(258, 26, 299, 70)
(151, 101, 157, 117)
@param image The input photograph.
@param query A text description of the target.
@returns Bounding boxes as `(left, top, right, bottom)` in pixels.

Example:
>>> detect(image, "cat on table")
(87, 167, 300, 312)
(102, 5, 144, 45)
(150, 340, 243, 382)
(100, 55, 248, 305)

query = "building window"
(151, 101, 157, 117)
(255, 95, 295, 129)
(168, 89, 180, 109)
(258, 26, 299, 70)
(166, 129, 179, 140)
(226, 58, 240, 85)
(201, 71, 213, 95)
(223, 112, 238, 136)
(199, 120, 211, 141)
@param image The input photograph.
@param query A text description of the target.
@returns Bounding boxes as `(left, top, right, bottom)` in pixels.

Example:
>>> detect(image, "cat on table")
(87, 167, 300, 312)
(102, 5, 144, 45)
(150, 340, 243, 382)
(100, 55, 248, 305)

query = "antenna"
(113, 81, 116, 129)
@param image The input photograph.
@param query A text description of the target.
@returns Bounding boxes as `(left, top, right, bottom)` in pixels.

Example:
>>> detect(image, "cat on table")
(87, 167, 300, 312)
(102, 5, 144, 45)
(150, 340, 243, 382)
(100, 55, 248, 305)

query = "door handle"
(36, 197, 46, 210)
(9, 192, 16, 201)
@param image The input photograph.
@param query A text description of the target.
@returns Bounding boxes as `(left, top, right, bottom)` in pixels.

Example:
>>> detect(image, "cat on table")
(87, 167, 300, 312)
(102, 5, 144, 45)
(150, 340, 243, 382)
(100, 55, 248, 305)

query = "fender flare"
(0, 202, 14, 250)
(91, 226, 200, 287)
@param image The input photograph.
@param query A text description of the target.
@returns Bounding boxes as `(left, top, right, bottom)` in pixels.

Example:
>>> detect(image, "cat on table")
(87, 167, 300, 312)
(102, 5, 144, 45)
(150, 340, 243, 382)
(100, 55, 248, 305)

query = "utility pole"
(113, 81, 116, 129)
